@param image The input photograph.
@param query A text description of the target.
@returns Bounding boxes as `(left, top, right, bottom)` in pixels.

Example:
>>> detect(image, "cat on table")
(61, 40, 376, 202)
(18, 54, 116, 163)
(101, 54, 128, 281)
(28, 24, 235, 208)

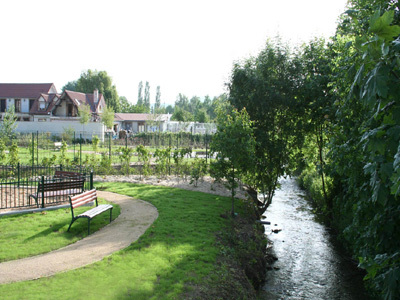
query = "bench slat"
(71, 192, 97, 208)
(78, 204, 113, 218)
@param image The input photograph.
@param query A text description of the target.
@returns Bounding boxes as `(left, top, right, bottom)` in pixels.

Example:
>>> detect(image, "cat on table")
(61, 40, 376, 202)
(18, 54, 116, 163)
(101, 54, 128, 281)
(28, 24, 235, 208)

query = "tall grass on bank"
(0, 182, 245, 299)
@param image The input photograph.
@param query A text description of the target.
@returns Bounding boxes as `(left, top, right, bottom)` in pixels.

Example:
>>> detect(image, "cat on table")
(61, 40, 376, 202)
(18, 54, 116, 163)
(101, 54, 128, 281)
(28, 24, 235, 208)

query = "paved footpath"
(0, 191, 158, 284)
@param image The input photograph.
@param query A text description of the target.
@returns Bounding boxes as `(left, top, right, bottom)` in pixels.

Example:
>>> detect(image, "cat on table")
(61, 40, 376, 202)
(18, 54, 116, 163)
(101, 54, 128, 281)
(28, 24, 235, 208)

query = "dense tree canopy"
(216, 1, 400, 298)
(75, 70, 120, 112)
(229, 39, 307, 215)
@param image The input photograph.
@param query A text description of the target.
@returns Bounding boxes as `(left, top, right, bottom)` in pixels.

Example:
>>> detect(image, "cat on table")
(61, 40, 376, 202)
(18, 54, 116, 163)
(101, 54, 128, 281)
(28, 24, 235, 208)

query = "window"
(68, 104, 73, 116)
(0, 99, 5, 112)
(39, 100, 46, 110)
(15, 99, 21, 112)
(29, 99, 35, 110)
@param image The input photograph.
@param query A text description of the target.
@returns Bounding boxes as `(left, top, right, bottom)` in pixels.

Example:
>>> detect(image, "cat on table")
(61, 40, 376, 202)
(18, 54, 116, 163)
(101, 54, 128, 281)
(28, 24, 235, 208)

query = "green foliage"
(0, 105, 17, 145)
(78, 103, 91, 125)
(61, 127, 74, 144)
(41, 155, 57, 167)
(101, 106, 115, 129)
(58, 140, 68, 166)
(190, 157, 208, 187)
(96, 152, 114, 175)
(118, 146, 134, 176)
(136, 144, 151, 178)
(75, 69, 120, 112)
(320, 2, 400, 298)
(210, 105, 255, 216)
(172, 147, 191, 177)
(0, 139, 6, 163)
(7, 141, 19, 166)
(153, 147, 171, 178)
(229, 38, 307, 215)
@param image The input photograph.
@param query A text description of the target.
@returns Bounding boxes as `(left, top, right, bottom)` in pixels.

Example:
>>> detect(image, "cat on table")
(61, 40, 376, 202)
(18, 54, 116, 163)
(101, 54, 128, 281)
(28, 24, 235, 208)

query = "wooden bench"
(54, 170, 83, 180)
(29, 178, 85, 208)
(67, 189, 113, 234)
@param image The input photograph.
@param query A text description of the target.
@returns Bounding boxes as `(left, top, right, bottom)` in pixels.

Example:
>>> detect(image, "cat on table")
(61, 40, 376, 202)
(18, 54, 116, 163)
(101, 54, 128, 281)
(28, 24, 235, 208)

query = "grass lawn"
(0, 182, 244, 299)
(0, 198, 120, 262)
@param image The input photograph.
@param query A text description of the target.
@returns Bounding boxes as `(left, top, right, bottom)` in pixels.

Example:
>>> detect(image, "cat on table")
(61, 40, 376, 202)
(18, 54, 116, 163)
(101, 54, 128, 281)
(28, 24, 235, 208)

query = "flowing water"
(260, 177, 369, 300)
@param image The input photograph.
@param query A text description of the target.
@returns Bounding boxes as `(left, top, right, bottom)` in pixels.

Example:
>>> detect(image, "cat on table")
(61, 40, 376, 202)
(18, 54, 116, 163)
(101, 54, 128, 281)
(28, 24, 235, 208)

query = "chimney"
(94, 89, 99, 103)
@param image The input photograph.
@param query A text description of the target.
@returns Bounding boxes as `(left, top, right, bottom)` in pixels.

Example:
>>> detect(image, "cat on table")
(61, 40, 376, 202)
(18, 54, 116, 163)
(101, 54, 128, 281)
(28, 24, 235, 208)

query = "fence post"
(108, 132, 111, 162)
(41, 175, 45, 208)
(205, 134, 208, 165)
(31, 132, 34, 168)
(80, 133, 82, 166)
(90, 170, 94, 190)
(36, 131, 39, 166)
(31, 132, 34, 178)
(17, 162, 20, 188)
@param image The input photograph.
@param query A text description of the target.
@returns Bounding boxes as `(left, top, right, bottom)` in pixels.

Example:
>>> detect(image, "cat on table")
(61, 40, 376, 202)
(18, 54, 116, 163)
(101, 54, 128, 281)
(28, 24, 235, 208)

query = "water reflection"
(261, 177, 369, 300)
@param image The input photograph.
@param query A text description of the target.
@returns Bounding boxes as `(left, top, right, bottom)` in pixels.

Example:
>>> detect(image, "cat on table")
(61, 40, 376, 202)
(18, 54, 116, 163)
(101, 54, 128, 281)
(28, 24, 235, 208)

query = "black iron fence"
(0, 164, 93, 210)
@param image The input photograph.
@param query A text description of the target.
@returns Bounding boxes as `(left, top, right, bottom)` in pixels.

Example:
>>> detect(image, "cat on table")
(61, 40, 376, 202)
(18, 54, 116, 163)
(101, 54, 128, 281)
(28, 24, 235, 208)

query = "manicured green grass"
(0, 182, 238, 299)
(0, 199, 120, 262)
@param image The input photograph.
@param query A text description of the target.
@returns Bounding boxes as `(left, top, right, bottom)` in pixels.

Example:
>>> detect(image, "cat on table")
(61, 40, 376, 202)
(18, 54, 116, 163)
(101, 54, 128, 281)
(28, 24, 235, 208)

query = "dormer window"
(39, 99, 45, 110)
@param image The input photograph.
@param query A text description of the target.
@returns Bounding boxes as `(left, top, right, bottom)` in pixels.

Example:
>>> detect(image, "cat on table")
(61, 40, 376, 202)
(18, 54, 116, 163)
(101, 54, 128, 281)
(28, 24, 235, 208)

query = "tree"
(326, 3, 400, 298)
(210, 105, 255, 216)
(171, 107, 193, 122)
(194, 108, 209, 123)
(155, 86, 161, 112)
(300, 38, 333, 214)
(229, 38, 306, 215)
(137, 81, 143, 106)
(75, 69, 120, 112)
(188, 96, 201, 114)
(175, 93, 189, 111)
(62, 80, 77, 91)
(0, 105, 18, 145)
(119, 96, 133, 113)
(101, 106, 115, 130)
(144, 81, 150, 111)
(78, 103, 91, 137)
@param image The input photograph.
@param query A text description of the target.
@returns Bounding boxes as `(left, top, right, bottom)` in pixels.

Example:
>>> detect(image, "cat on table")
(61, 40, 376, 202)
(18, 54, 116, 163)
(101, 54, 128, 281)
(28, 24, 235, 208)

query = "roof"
(63, 90, 105, 113)
(114, 113, 171, 122)
(114, 113, 149, 121)
(0, 83, 57, 98)
(29, 93, 60, 114)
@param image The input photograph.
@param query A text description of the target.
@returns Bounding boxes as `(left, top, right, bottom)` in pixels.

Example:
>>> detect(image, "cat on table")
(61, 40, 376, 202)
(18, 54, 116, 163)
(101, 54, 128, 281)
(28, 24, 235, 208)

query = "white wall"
(5, 98, 30, 113)
(15, 120, 106, 141)
(21, 99, 30, 113)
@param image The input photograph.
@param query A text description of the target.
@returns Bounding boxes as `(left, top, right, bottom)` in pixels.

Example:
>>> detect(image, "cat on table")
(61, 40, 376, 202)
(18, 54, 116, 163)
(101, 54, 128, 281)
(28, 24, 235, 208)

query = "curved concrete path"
(0, 191, 158, 284)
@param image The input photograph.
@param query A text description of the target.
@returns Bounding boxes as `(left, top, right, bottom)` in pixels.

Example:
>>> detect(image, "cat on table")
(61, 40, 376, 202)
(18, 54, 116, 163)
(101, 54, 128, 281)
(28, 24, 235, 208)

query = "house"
(0, 83, 57, 121)
(0, 83, 107, 141)
(114, 113, 171, 133)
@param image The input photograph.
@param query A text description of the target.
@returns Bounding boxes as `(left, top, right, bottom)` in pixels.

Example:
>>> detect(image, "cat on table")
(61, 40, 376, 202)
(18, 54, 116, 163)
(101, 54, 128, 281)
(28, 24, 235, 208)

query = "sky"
(0, 0, 348, 107)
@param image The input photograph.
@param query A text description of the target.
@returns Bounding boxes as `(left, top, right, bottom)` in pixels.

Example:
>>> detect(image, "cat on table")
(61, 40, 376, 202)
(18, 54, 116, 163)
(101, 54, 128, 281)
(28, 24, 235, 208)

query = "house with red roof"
(0, 83, 107, 140)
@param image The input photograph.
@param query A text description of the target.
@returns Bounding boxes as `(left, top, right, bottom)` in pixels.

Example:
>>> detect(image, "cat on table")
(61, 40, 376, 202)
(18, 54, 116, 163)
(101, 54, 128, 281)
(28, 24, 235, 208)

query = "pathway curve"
(0, 191, 158, 284)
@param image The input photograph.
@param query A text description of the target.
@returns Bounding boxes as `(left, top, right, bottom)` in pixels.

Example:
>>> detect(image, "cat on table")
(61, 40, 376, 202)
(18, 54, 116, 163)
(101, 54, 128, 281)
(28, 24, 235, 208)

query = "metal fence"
(0, 165, 93, 210)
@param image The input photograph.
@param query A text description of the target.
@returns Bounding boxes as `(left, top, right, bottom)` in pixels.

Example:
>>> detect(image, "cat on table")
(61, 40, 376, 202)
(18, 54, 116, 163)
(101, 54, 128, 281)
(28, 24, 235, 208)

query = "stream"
(260, 177, 370, 300)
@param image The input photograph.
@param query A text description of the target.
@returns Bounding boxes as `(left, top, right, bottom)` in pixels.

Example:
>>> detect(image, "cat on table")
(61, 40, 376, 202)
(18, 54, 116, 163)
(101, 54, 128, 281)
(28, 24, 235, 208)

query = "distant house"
(114, 113, 172, 133)
(0, 83, 57, 121)
(0, 83, 107, 141)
